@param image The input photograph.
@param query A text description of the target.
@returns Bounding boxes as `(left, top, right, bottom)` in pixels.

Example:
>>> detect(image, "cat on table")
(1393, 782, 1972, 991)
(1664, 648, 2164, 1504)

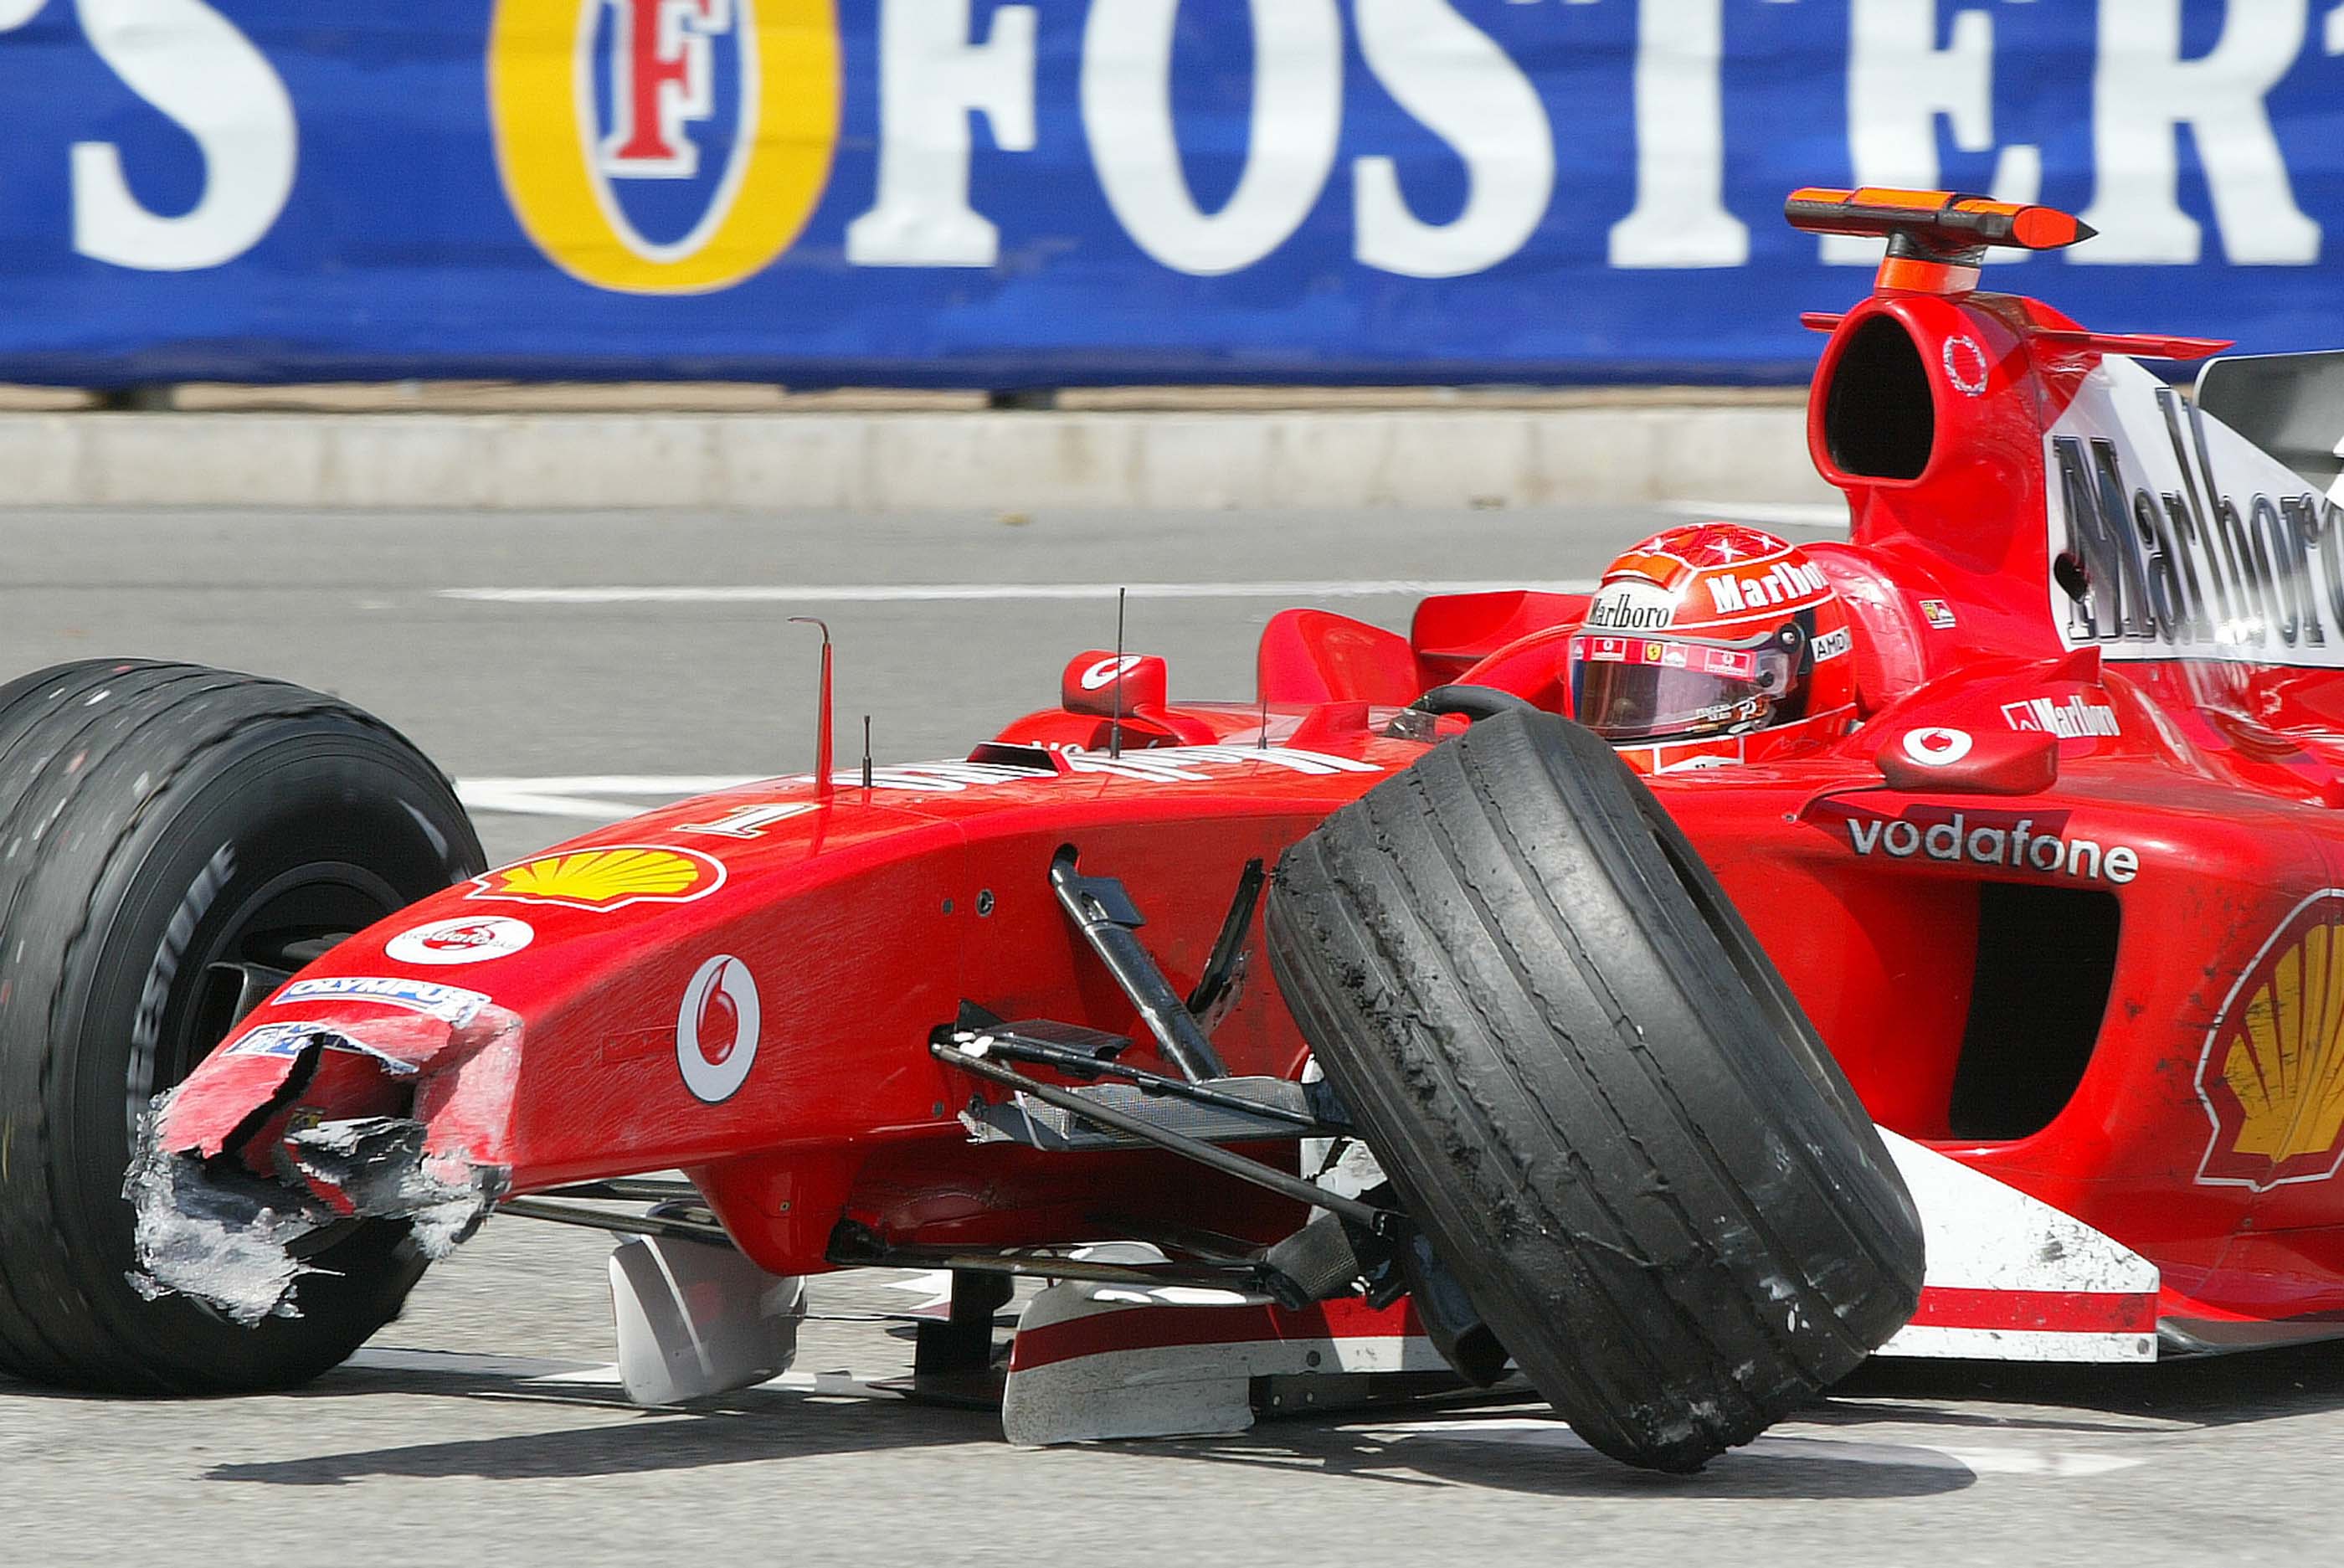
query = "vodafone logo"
(386, 915, 536, 966)
(676, 954, 760, 1103)
(1900, 727, 1973, 768)
(1080, 655, 1143, 691)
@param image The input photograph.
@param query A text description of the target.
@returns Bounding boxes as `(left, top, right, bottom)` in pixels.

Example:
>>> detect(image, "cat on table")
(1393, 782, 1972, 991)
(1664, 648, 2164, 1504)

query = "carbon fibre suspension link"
(1047, 847, 1228, 1082)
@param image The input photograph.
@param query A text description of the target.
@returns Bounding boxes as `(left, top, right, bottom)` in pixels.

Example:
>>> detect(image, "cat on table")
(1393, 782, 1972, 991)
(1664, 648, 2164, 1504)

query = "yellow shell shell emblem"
(470, 846, 725, 912)
(2198, 892, 2344, 1190)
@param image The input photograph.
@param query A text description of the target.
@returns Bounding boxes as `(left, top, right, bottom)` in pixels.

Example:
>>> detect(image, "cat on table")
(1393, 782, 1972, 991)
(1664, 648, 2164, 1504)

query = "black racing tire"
(1267, 710, 1923, 1472)
(0, 660, 484, 1393)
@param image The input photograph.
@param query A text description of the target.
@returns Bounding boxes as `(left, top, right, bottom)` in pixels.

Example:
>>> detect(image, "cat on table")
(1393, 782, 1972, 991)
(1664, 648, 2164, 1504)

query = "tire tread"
(1267, 711, 1923, 1470)
(0, 661, 476, 1392)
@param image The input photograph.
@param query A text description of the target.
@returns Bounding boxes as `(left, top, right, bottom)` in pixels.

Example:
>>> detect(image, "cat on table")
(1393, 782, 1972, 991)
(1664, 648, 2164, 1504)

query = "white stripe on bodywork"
(1877, 1324, 2152, 1364)
(1000, 1130, 2162, 1447)
(1873, 1128, 2159, 1361)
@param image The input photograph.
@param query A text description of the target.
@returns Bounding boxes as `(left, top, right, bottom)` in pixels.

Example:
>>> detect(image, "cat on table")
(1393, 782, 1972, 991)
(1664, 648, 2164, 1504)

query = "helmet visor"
(1569, 635, 1788, 743)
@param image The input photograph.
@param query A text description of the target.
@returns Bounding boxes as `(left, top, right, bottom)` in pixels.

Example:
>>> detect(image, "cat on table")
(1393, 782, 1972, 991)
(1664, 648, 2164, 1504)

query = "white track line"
(1664, 500, 1851, 531)
(439, 579, 1600, 605)
(455, 789, 672, 820)
(457, 775, 758, 820)
(460, 775, 763, 793)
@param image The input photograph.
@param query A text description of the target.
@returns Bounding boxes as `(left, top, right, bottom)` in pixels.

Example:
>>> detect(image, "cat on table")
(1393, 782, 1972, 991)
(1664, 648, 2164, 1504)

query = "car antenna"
(1109, 587, 1127, 760)
(861, 715, 873, 792)
(1257, 686, 1269, 751)
(789, 617, 833, 801)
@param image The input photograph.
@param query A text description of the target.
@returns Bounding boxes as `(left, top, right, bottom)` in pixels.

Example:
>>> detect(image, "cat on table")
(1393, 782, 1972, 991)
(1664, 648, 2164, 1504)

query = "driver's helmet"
(1568, 523, 1858, 770)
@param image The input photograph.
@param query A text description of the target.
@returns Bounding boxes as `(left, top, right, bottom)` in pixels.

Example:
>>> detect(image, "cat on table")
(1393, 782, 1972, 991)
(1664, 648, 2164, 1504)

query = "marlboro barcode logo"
(2002, 697, 2120, 739)
(2048, 357, 2343, 668)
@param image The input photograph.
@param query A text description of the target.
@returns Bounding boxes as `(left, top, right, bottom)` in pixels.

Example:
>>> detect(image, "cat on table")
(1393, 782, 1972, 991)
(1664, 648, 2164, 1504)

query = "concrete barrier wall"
(0, 405, 1833, 511)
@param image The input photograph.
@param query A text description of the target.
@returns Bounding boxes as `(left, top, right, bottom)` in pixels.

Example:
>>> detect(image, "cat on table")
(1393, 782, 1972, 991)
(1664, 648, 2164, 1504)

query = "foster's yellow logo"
(2197, 892, 2344, 1190)
(489, 0, 840, 293)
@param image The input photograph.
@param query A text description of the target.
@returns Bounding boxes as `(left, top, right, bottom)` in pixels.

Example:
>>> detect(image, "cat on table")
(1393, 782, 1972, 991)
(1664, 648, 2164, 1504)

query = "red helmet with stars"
(1568, 523, 1858, 770)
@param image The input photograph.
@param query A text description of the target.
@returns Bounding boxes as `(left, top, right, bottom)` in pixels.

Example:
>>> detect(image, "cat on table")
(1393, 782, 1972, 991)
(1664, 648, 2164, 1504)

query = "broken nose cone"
(126, 1010, 517, 1324)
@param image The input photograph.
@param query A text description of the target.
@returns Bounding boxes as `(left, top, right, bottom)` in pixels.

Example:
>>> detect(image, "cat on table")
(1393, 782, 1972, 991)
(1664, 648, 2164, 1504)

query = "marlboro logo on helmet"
(1569, 522, 1858, 761)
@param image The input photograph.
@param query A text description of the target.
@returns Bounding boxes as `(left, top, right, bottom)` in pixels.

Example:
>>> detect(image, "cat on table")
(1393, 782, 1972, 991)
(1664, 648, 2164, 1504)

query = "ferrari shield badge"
(2197, 892, 2344, 1191)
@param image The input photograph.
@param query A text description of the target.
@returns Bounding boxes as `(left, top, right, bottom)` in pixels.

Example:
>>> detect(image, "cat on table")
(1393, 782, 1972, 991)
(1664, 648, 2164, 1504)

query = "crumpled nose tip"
(126, 1004, 525, 1324)
(127, 1101, 505, 1325)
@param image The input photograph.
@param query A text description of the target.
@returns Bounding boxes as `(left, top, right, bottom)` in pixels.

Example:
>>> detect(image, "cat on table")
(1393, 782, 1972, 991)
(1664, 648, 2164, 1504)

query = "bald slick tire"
(1266, 710, 1924, 1472)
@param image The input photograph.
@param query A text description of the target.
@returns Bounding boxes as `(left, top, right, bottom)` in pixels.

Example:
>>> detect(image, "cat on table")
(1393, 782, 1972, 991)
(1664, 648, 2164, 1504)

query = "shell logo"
(469, 845, 727, 912)
(488, 0, 840, 294)
(2197, 892, 2344, 1190)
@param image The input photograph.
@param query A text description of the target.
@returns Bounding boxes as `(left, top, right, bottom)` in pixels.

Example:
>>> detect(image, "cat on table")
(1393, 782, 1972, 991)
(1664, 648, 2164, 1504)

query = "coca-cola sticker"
(676, 954, 761, 1104)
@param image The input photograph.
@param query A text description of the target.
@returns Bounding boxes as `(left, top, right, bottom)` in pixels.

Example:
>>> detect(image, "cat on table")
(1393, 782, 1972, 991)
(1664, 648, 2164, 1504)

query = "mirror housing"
(1062, 651, 1169, 717)
(1876, 723, 2059, 795)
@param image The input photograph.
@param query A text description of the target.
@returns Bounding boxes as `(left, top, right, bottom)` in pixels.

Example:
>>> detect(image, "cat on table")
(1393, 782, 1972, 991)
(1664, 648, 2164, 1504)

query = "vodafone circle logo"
(386, 915, 536, 966)
(1901, 727, 1975, 768)
(1080, 655, 1143, 691)
(676, 954, 761, 1103)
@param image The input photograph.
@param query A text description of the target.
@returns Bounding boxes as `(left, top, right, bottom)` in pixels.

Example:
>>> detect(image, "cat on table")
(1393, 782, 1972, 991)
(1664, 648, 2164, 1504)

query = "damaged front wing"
(127, 1013, 517, 1324)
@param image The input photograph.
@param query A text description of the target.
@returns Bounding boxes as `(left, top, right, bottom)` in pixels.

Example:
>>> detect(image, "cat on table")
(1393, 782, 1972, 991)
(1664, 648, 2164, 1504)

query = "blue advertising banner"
(0, 0, 2338, 387)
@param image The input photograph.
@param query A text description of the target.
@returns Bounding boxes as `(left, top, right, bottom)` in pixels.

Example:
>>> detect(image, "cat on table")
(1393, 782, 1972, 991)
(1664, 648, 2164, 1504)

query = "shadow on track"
(196, 1374, 994, 1488)
(1822, 1336, 2344, 1434)
(161, 1355, 1979, 1499)
(22, 1332, 2344, 1499)
(1141, 1411, 1983, 1500)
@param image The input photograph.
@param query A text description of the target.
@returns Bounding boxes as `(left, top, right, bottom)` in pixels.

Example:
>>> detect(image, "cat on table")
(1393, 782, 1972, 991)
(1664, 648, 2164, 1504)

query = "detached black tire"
(1267, 711, 1923, 1472)
(0, 660, 484, 1393)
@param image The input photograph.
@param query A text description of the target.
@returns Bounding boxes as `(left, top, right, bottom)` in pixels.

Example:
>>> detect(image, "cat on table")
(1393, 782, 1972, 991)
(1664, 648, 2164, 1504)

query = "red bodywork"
(161, 222, 2344, 1352)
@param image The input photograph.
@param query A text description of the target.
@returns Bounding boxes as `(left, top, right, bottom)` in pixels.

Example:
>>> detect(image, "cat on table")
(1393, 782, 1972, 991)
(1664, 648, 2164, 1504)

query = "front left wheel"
(1267, 711, 1924, 1471)
(0, 660, 484, 1393)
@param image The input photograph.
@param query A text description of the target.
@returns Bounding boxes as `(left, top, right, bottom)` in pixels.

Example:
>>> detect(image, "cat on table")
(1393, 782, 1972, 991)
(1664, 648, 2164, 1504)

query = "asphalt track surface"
(4, 504, 2336, 1566)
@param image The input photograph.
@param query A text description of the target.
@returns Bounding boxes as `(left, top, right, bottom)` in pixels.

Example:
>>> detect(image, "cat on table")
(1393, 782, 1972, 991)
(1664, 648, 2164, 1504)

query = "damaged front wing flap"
(127, 1016, 515, 1325)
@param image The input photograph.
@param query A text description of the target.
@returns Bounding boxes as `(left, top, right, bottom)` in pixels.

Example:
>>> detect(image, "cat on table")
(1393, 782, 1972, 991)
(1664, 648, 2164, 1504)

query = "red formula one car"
(5, 188, 2343, 1472)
